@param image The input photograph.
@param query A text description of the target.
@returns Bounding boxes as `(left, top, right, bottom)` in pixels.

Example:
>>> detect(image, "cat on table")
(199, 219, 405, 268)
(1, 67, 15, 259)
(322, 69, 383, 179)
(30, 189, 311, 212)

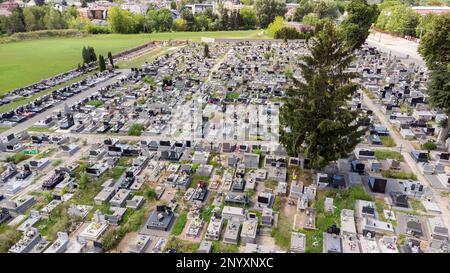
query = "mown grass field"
(0, 30, 264, 94)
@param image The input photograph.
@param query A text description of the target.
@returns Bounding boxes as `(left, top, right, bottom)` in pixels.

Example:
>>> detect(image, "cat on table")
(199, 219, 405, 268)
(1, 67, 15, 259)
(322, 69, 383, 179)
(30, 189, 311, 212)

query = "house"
(185, 3, 214, 14)
(78, 2, 110, 20)
(412, 6, 450, 15)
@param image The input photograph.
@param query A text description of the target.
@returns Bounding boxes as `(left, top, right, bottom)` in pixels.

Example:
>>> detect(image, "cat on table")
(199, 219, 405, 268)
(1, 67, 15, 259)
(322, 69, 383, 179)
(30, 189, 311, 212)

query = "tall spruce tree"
(279, 22, 367, 169)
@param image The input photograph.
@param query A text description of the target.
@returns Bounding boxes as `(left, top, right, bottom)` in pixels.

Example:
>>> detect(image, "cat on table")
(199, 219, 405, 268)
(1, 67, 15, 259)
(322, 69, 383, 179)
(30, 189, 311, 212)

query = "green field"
(0, 30, 264, 94)
(117, 46, 180, 69)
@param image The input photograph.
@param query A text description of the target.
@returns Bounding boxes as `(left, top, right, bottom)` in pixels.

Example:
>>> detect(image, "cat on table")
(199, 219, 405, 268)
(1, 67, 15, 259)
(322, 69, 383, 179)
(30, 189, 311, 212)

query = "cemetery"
(0, 37, 448, 254)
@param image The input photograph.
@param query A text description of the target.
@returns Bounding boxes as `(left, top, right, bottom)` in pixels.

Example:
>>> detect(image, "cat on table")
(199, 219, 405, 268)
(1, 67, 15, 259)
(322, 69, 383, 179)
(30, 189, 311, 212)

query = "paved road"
(0, 69, 130, 139)
(366, 31, 425, 66)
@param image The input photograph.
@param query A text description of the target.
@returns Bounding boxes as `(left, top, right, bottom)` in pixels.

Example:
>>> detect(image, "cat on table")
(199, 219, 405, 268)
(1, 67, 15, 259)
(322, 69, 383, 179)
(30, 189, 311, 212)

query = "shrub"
(5, 152, 30, 164)
(144, 188, 157, 200)
(83, 23, 110, 34)
(422, 140, 437, 151)
(86, 99, 104, 108)
(128, 123, 144, 136)
(274, 27, 305, 40)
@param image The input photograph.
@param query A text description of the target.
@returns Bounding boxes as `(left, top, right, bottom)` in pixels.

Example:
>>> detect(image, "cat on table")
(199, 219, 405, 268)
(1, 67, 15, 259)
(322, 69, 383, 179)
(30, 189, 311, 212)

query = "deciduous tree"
(340, 0, 379, 50)
(254, 0, 287, 28)
(419, 14, 450, 143)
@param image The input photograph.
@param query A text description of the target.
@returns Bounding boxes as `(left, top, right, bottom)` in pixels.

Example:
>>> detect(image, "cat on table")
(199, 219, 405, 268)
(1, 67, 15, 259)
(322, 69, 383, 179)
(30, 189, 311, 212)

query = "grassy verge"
(27, 126, 56, 133)
(300, 186, 374, 253)
(171, 212, 187, 236)
(271, 212, 291, 251)
(381, 170, 417, 180)
(375, 149, 404, 161)
(3, 152, 30, 164)
(86, 99, 104, 108)
(164, 236, 200, 253)
(380, 136, 396, 147)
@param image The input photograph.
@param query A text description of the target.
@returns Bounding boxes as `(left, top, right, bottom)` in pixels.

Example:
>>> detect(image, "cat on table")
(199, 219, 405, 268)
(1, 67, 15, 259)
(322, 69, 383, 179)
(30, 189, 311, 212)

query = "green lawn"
(380, 135, 396, 147)
(300, 186, 374, 253)
(85, 99, 104, 108)
(171, 212, 187, 236)
(381, 169, 417, 180)
(0, 30, 264, 94)
(375, 149, 404, 161)
(117, 46, 177, 69)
